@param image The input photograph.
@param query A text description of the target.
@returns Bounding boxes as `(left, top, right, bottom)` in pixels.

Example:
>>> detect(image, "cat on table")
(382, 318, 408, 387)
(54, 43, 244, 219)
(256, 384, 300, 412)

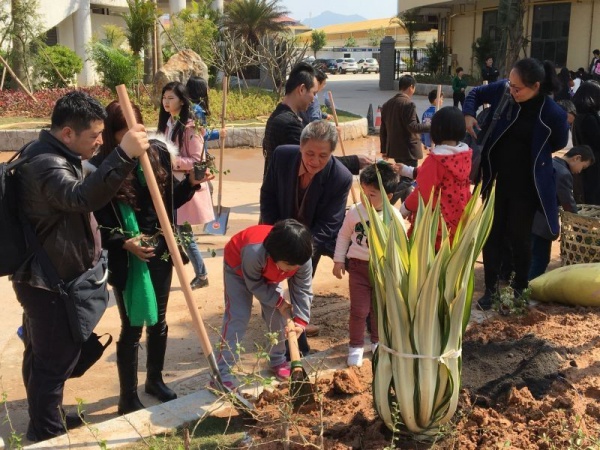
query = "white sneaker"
(347, 346, 364, 367)
(371, 343, 379, 354)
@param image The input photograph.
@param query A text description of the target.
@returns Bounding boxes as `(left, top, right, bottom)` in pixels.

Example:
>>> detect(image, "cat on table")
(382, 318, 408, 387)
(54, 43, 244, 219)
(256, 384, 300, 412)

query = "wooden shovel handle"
(281, 307, 302, 363)
(327, 90, 358, 204)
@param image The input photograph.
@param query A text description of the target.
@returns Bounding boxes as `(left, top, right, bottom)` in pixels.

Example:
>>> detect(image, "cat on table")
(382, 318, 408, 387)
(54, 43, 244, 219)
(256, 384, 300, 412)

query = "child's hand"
(332, 262, 346, 279)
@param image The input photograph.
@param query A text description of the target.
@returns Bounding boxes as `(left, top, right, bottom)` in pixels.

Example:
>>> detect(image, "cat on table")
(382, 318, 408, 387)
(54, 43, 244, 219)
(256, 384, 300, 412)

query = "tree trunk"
(10, 0, 27, 90)
(144, 32, 153, 84)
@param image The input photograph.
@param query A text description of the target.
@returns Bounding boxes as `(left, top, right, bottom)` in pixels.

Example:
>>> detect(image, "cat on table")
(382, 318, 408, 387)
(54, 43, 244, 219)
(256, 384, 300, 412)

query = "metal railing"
(395, 48, 428, 79)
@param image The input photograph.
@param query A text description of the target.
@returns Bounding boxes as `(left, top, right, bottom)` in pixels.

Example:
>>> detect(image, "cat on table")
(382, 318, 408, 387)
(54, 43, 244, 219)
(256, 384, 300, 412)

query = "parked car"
(357, 58, 379, 73)
(337, 58, 359, 74)
(314, 58, 338, 74)
(414, 57, 430, 72)
(398, 59, 408, 72)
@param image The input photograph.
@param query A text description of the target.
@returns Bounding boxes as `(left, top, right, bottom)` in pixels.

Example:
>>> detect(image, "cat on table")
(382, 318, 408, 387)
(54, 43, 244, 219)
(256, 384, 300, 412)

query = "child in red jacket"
(399, 106, 472, 243)
(217, 219, 313, 388)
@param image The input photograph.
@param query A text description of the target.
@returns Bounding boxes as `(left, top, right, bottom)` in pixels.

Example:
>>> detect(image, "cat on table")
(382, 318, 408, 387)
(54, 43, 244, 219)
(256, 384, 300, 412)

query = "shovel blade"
(203, 206, 230, 235)
(290, 367, 316, 411)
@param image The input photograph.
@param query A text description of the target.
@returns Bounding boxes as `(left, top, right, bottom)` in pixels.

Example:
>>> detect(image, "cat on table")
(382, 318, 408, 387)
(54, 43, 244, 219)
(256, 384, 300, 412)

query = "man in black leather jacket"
(12, 91, 149, 442)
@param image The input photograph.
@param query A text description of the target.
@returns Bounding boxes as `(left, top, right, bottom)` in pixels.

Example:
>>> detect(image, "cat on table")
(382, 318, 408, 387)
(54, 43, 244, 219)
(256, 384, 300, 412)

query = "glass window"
(531, 3, 570, 67)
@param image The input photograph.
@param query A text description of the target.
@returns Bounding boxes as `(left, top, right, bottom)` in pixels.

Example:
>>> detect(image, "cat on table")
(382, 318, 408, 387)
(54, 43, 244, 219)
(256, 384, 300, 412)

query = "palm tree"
(391, 9, 420, 72)
(223, 0, 289, 44)
(122, 0, 156, 83)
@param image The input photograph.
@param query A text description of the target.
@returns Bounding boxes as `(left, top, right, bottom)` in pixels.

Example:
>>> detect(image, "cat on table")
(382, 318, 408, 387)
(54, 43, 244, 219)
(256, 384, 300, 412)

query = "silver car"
(337, 58, 359, 74)
(358, 58, 379, 73)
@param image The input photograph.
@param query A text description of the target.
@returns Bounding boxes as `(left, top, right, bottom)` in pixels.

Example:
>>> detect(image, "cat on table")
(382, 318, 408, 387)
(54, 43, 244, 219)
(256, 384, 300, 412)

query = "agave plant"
(364, 182, 495, 437)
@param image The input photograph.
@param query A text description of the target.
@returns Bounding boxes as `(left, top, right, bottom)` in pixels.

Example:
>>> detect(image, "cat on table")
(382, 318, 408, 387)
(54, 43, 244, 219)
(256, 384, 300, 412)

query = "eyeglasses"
(508, 83, 529, 94)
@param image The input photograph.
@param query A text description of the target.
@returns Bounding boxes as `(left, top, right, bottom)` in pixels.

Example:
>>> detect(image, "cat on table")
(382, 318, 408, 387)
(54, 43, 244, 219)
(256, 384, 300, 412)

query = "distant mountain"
(301, 11, 366, 29)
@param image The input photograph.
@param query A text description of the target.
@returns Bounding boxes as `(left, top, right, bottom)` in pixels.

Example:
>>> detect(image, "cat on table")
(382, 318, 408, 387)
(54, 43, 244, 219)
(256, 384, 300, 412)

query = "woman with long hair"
(158, 81, 215, 290)
(464, 58, 569, 308)
(91, 101, 210, 414)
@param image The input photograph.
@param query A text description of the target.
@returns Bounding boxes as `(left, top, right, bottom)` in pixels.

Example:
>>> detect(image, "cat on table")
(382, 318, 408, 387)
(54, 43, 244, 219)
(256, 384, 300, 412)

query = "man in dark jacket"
(380, 75, 430, 202)
(261, 120, 352, 348)
(12, 91, 149, 442)
(262, 62, 365, 179)
(380, 75, 430, 166)
(482, 57, 500, 83)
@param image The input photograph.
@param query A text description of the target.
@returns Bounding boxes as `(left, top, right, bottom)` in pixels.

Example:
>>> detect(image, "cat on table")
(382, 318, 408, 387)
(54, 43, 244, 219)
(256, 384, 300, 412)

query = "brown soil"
(226, 298, 600, 449)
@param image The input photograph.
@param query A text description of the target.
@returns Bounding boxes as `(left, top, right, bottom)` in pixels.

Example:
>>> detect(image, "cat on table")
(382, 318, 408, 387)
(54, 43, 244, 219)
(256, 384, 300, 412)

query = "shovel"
(204, 76, 230, 236)
(281, 308, 316, 410)
(116, 85, 253, 412)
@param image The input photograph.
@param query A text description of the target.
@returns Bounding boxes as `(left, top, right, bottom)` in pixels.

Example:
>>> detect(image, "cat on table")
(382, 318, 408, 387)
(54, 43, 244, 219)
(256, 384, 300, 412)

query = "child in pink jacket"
(399, 106, 472, 244)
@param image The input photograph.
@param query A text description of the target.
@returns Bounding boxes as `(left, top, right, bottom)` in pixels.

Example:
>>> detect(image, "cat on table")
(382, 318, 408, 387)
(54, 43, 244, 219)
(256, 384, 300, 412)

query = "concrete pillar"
(74, 1, 93, 86)
(212, 0, 224, 13)
(169, 0, 186, 14)
(379, 36, 396, 91)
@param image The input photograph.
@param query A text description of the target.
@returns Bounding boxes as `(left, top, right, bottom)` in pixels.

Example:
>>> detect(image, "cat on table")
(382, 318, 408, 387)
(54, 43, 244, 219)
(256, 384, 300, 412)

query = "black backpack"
(0, 143, 33, 277)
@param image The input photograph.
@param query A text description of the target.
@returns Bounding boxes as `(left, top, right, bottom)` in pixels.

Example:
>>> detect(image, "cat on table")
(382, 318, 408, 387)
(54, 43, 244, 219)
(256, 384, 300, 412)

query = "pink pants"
(348, 258, 378, 347)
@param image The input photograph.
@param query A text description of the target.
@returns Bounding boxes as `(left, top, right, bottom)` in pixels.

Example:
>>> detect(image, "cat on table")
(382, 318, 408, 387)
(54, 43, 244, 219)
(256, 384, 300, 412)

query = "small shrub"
(36, 45, 83, 88)
(0, 86, 113, 118)
(88, 42, 138, 92)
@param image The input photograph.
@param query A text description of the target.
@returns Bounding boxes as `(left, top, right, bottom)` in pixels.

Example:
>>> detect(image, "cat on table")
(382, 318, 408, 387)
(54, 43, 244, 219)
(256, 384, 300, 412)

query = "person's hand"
(122, 236, 155, 262)
(391, 162, 404, 174)
(190, 167, 215, 186)
(284, 321, 306, 337)
(465, 115, 479, 139)
(120, 124, 149, 159)
(332, 262, 346, 279)
(357, 154, 375, 169)
(220, 128, 227, 139)
(326, 114, 334, 121)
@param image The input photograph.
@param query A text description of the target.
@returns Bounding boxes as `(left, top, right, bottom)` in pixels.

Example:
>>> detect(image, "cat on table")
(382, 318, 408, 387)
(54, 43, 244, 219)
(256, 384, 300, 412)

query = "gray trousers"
(217, 264, 286, 382)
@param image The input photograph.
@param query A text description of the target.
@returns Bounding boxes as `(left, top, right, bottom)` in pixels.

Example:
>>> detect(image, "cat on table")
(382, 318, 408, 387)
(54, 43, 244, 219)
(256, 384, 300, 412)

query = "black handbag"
(57, 251, 110, 343)
(70, 332, 113, 378)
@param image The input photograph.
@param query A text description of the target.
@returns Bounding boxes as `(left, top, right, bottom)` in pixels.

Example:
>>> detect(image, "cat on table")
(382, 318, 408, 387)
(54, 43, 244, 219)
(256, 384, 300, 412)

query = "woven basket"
(560, 204, 600, 265)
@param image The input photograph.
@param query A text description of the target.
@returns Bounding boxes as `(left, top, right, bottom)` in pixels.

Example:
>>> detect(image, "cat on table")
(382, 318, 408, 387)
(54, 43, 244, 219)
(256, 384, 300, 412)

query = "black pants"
(113, 257, 173, 346)
(15, 283, 81, 441)
(453, 91, 465, 109)
(482, 188, 538, 292)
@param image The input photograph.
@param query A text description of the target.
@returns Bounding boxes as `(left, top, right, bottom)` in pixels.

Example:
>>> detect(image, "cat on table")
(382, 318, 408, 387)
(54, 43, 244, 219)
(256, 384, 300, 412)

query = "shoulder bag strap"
(479, 84, 512, 149)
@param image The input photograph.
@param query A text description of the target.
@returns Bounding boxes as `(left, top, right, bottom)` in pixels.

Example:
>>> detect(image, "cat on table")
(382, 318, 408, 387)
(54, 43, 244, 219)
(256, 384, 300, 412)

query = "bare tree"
(496, 0, 528, 76)
(206, 30, 257, 91)
(246, 34, 309, 98)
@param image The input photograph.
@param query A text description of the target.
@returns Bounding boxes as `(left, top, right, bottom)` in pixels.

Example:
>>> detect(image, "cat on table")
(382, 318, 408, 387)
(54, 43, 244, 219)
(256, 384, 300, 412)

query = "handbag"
(70, 332, 113, 378)
(58, 251, 110, 343)
(22, 218, 111, 344)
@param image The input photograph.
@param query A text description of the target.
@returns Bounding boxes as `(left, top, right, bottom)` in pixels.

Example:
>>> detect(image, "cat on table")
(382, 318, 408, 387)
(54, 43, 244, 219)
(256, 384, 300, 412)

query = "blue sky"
(279, 0, 398, 22)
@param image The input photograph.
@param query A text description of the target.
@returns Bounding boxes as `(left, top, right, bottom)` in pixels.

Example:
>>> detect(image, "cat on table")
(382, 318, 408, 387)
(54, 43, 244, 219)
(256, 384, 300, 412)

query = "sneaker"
(477, 289, 495, 311)
(271, 362, 291, 380)
(191, 276, 209, 290)
(371, 343, 379, 354)
(347, 346, 364, 367)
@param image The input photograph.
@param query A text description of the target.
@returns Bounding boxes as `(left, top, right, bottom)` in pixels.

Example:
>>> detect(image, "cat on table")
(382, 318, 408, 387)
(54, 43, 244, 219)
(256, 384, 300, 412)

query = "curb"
(22, 342, 363, 449)
(0, 118, 368, 153)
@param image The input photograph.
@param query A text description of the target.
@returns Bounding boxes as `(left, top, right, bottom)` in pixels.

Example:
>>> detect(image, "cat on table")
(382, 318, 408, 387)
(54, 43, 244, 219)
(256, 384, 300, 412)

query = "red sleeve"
(403, 157, 443, 212)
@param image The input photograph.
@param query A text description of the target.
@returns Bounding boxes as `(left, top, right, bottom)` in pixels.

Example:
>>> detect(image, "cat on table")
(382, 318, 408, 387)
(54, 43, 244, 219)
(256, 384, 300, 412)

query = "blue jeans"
(177, 225, 207, 278)
(529, 234, 552, 281)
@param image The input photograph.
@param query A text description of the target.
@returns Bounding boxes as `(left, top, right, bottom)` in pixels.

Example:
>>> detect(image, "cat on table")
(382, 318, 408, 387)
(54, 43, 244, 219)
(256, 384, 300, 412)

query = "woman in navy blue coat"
(463, 58, 569, 309)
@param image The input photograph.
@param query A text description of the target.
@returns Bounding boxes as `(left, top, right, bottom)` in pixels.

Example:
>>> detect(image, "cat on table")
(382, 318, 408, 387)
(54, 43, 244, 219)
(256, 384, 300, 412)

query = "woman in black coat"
(91, 101, 211, 414)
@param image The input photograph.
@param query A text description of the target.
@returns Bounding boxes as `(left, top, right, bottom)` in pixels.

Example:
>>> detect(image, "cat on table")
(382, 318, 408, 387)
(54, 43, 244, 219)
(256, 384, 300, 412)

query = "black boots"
(117, 341, 145, 415)
(144, 333, 177, 402)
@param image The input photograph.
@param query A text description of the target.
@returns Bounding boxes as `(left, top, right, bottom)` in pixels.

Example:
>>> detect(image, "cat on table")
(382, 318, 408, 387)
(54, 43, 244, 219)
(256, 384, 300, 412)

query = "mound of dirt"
(241, 301, 600, 449)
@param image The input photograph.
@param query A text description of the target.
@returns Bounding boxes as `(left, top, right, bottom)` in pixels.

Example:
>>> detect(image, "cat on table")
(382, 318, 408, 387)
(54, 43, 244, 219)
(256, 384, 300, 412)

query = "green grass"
(123, 415, 247, 449)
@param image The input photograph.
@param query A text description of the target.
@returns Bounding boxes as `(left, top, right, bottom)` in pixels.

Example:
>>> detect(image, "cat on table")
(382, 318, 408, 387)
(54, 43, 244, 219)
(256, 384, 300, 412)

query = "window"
(531, 3, 570, 67)
(482, 10, 501, 47)
(44, 27, 58, 46)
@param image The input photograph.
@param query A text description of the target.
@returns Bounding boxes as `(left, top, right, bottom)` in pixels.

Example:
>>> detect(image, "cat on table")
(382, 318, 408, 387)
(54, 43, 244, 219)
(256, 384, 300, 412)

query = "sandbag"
(529, 263, 600, 306)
